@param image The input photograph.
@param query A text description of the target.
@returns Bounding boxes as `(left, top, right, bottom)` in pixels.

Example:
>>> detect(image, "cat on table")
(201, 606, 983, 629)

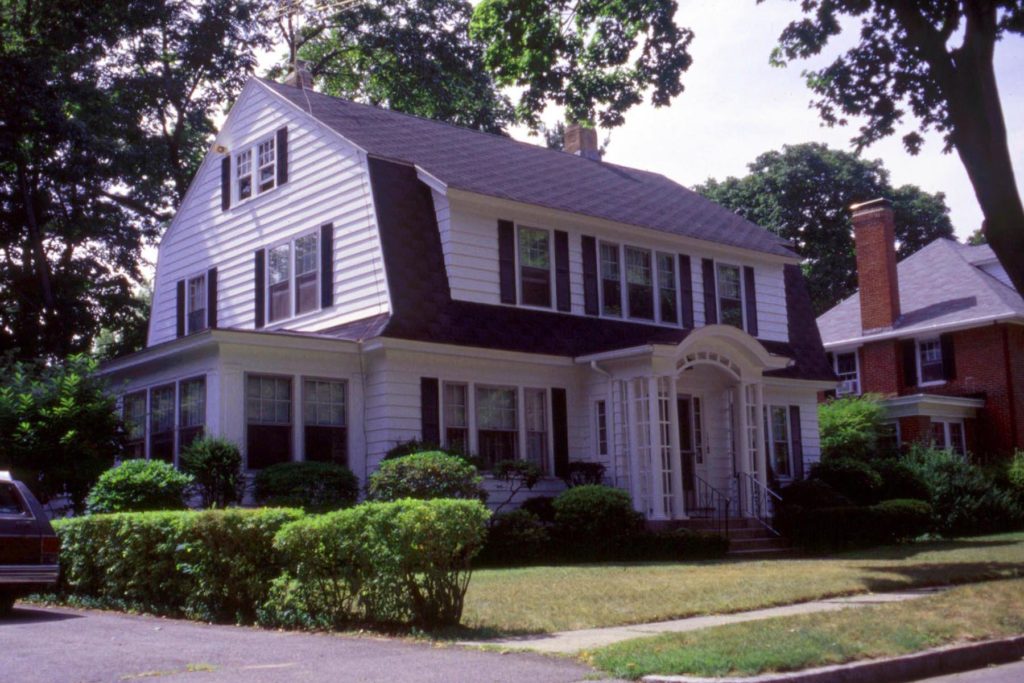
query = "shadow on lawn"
(837, 537, 1022, 561)
(856, 560, 1024, 593)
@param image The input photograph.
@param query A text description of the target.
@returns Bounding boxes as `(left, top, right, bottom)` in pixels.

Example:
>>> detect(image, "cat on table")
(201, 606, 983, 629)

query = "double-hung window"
(833, 352, 860, 395)
(236, 149, 253, 201)
(268, 243, 291, 323)
(518, 226, 552, 307)
(235, 136, 277, 203)
(267, 232, 319, 323)
(657, 252, 679, 325)
(600, 242, 622, 317)
(764, 406, 792, 478)
(443, 383, 469, 453)
(295, 233, 319, 316)
(123, 391, 147, 459)
(524, 388, 548, 474)
(246, 375, 292, 469)
(931, 420, 966, 455)
(918, 339, 944, 384)
(303, 379, 347, 465)
(187, 274, 207, 334)
(257, 138, 276, 193)
(178, 377, 206, 451)
(625, 247, 654, 320)
(716, 263, 744, 329)
(149, 384, 176, 463)
(476, 386, 517, 469)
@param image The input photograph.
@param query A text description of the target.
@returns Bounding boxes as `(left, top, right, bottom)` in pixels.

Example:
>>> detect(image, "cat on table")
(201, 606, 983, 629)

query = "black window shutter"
(421, 378, 440, 446)
(701, 258, 717, 325)
(220, 157, 231, 212)
(581, 235, 599, 315)
(254, 249, 266, 329)
(276, 127, 288, 186)
(679, 254, 694, 328)
(901, 340, 918, 387)
(498, 219, 516, 304)
(743, 265, 759, 337)
(320, 223, 334, 308)
(552, 388, 569, 479)
(789, 405, 804, 480)
(176, 280, 186, 338)
(207, 267, 218, 329)
(940, 333, 956, 380)
(554, 230, 570, 312)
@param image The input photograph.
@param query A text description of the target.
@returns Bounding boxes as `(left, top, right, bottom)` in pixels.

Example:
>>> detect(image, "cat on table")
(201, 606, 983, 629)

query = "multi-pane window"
(657, 253, 678, 325)
(178, 378, 206, 451)
(625, 247, 654, 320)
(444, 383, 469, 453)
(518, 226, 551, 307)
(476, 386, 517, 469)
(295, 233, 319, 316)
(600, 243, 622, 317)
(187, 274, 207, 334)
(524, 389, 548, 474)
(257, 138, 276, 194)
(149, 384, 175, 463)
(918, 339, 944, 384)
(834, 352, 859, 395)
(268, 243, 291, 323)
(303, 379, 347, 465)
(717, 263, 743, 328)
(123, 391, 147, 459)
(246, 375, 292, 469)
(764, 406, 792, 478)
(595, 400, 608, 457)
(931, 419, 966, 455)
(236, 149, 253, 201)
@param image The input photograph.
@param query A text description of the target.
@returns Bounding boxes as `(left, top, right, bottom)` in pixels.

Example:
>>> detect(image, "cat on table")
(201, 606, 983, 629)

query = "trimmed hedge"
(54, 508, 303, 622)
(85, 459, 193, 513)
(366, 451, 485, 502)
(778, 498, 933, 551)
(254, 461, 360, 512)
(809, 458, 883, 506)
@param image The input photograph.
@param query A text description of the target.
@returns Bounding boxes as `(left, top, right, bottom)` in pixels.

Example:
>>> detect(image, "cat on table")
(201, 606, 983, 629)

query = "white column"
(647, 376, 666, 520)
(736, 381, 750, 517)
(755, 382, 768, 490)
(625, 379, 643, 514)
(668, 376, 686, 519)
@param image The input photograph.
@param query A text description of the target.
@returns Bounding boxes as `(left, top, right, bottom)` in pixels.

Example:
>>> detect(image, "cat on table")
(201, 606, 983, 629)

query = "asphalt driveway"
(0, 603, 609, 683)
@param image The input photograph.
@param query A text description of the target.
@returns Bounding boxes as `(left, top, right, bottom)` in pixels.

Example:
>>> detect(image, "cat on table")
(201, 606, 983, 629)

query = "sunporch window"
(303, 378, 347, 465)
(123, 391, 147, 459)
(246, 375, 292, 469)
(518, 226, 552, 307)
(476, 385, 517, 469)
(149, 384, 175, 463)
(931, 419, 965, 455)
(178, 377, 206, 452)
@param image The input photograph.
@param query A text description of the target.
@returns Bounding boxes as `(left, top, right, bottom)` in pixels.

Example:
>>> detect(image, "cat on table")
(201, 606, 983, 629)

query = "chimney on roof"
(851, 198, 901, 332)
(564, 123, 601, 161)
(283, 60, 314, 90)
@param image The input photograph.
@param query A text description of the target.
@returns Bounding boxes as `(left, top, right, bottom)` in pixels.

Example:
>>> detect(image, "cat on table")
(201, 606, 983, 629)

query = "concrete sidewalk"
(463, 587, 947, 654)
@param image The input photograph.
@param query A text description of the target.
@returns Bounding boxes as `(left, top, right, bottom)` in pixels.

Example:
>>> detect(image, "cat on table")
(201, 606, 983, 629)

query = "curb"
(641, 635, 1024, 683)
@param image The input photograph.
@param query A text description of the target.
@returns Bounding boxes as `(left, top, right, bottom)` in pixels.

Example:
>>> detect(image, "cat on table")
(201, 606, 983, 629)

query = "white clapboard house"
(101, 73, 836, 522)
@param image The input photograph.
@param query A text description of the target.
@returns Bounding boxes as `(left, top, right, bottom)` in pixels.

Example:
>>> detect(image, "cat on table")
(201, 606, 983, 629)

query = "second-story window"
(600, 242, 622, 317)
(657, 252, 678, 325)
(267, 232, 319, 324)
(187, 274, 207, 334)
(716, 263, 744, 329)
(918, 339, 944, 384)
(257, 138, 276, 193)
(833, 352, 860, 395)
(625, 247, 654, 320)
(518, 226, 551, 307)
(268, 243, 291, 323)
(295, 233, 318, 315)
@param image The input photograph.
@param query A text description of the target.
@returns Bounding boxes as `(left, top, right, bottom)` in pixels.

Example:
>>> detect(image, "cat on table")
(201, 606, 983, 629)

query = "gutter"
(822, 313, 1024, 350)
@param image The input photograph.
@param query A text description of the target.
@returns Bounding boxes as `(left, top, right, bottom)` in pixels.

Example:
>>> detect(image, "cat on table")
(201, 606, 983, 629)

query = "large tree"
(697, 143, 954, 313)
(768, 0, 1024, 294)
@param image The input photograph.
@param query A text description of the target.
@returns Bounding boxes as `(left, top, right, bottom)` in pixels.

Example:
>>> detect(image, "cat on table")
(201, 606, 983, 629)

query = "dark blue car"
(0, 472, 60, 615)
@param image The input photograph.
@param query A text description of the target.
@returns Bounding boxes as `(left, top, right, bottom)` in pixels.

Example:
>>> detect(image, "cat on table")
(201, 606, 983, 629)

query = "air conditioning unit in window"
(835, 380, 858, 396)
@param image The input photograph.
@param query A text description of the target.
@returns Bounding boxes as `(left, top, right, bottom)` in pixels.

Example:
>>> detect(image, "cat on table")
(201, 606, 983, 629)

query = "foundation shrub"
(179, 437, 243, 509)
(476, 509, 551, 567)
(85, 459, 193, 513)
(781, 499, 933, 551)
(519, 495, 556, 523)
(777, 479, 851, 510)
(809, 458, 883, 505)
(625, 528, 730, 561)
(366, 451, 485, 502)
(254, 461, 359, 512)
(553, 485, 643, 560)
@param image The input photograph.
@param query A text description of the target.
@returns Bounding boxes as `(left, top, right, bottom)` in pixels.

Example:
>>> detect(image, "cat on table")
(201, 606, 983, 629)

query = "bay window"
(518, 226, 552, 307)
(303, 379, 347, 465)
(444, 383, 469, 453)
(476, 386, 517, 469)
(178, 377, 206, 451)
(931, 419, 966, 455)
(625, 246, 654, 320)
(600, 242, 622, 317)
(149, 384, 175, 463)
(717, 263, 744, 329)
(246, 375, 292, 469)
(524, 388, 548, 474)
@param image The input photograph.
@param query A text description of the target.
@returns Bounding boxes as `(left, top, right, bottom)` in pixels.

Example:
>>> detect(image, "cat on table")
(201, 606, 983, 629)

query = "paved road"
(0, 604, 612, 683)
(914, 660, 1024, 683)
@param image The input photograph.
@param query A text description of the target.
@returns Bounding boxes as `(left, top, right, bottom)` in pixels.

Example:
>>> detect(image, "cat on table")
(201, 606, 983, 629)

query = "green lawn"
(587, 578, 1024, 679)
(462, 532, 1024, 634)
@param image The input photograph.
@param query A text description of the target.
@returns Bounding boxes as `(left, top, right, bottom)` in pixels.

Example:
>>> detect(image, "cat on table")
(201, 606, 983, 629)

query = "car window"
(0, 483, 27, 515)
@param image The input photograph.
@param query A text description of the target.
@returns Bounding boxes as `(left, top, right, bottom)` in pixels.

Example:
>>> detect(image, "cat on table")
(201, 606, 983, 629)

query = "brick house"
(817, 198, 1024, 458)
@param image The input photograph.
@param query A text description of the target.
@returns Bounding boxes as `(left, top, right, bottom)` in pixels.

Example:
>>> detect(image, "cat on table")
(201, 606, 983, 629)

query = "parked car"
(0, 472, 60, 615)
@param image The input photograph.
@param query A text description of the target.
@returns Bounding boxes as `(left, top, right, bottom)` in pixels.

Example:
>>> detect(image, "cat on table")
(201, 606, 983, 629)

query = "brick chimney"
(851, 198, 901, 332)
(283, 60, 314, 90)
(564, 124, 600, 161)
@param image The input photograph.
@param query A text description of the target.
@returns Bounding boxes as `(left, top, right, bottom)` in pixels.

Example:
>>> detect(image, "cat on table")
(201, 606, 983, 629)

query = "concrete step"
(727, 536, 791, 554)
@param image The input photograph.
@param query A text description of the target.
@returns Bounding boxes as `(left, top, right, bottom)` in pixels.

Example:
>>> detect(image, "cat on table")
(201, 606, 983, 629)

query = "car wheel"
(0, 593, 15, 616)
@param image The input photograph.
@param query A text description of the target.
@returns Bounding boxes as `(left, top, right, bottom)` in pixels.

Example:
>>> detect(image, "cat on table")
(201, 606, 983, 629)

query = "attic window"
(235, 135, 277, 203)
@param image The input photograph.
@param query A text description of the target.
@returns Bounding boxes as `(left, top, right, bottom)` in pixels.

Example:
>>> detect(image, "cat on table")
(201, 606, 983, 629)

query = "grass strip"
(585, 578, 1024, 679)
(462, 532, 1024, 633)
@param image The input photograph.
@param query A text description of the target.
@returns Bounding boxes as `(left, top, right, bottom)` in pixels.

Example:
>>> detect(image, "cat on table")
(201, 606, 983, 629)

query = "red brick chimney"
(564, 124, 600, 161)
(851, 198, 901, 332)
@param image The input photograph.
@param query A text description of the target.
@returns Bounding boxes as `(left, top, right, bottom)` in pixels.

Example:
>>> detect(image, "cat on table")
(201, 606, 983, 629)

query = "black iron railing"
(739, 472, 783, 536)
(691, 474, 731, 538)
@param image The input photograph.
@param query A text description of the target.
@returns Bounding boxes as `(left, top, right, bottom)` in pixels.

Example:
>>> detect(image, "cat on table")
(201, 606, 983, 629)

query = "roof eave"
(821, 313, 1024, 349)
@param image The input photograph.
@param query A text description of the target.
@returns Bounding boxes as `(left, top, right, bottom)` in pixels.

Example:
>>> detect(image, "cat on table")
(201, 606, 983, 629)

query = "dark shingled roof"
(258, 79, 797, 259)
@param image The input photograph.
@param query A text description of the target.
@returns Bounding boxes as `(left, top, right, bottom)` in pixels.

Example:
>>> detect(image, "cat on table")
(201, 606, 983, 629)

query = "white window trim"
(265, 230, 321, 327)
(764, 404, 794, 480)
(597, 240, 682, 328)
(300, 376, 349, 463)
(931, 418, 966, 455)
(513, 224, 556, 310)
(715, 260, 746, 330)
(244, 372, 294, 471)
(185, 271, 208, 335)
(833, 350, 861, 396)
(234, 134, 277, 206)
(916, 338, 946, 387)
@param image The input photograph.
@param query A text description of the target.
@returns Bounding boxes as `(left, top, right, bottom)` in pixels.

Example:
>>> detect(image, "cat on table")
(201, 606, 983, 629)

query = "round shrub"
(179, 437, 243, 508)
(519, 495, 556, 523)
(778, 478, 851, 510)
(873, 458, 931, 502)
(86, 459, 193, 513)
(477, 509, 550, 566)
(254, 461, 359, 512)
(810, 457, 883, 505)
(874, 499, 933, 543)
(367, 451, 485, 502)
(553, 484, 642, 559)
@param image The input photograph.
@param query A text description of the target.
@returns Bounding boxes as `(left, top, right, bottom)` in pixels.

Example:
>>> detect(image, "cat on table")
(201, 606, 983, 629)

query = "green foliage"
(471, 0, 693, 129)
(778, 479, 851, 510)
(0, 354, 121, 512)
(476, 509, 551, 567)
(779, 499, 933, 551)
(818, 394, 891, 461)
(53, 508, 303, 623)
(810, 458, 883, 506)
(697, 144, 953, 313)
(1008, 450, 1024, 494)
(179, 437, 243, 509)
(267, 499, 491, 628)
(490, 458, 542, 515)
(254, 461, 360, 512)
(873, 499, 934, 543)
(624, 529, 730, 562)
(366, 451, 485, 502)
(553, 484, 642, 559)
(873, 458, 931, 503)
(519, 495, 557, 523)
(86, 460, 193, 514)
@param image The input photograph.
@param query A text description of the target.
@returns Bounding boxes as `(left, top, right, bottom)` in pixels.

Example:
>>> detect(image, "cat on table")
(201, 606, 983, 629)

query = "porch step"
(727, 535, 793, 557)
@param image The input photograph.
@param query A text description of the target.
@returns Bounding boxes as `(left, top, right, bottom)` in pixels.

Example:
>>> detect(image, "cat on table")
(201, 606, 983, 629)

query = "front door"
(677, 397, 696, 511)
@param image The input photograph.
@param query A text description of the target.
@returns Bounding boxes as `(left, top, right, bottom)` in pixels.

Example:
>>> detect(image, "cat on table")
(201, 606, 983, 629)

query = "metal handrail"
(740, 472, 782, 536)
(692, 474, 731, 539)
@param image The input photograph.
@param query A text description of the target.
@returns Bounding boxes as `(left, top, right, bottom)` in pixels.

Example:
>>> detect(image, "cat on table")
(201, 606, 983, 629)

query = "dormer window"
(187, 274, 207, 334)
(235, 136, 277, 204)
(517, 226, 552, 307)
(257, 138, 276, 193)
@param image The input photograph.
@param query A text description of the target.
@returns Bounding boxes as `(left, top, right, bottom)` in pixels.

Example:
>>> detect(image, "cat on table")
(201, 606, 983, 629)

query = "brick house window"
(931, 419, 966, 455)
(917, 339, 944, 384)
(833, 352, 860, 395)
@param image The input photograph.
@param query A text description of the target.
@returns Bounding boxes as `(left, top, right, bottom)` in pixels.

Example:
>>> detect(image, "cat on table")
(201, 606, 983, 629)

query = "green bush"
(553, 485, 642, 559)
(562, 461, 607, 487)
(818, 394, 890, 461)
(1008, 450, 1024, 495)
(873, 499, 934, 543)
(366, 451, 485, 502)
(267, 499, 490, 628)
(519, 495, 556, 523)
(53, 508, 303, 622)
(383, 439, 478, 466)
(625, 529, 730, 561)
(86, 459, 193, 513)
(809, 457, 883, 505)
(873, 458, 931, 502)
(780, 498, 933, 551)
(778, 478, 851, 509)
(476, 509, 550, 566)
(179, 437, 243, 508)
(254, 461, 360, 512)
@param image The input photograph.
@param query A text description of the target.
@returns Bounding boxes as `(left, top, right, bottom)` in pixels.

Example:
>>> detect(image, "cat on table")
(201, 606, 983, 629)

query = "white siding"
(148, 82, 388, 347)
(755, 262, 788, 341)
